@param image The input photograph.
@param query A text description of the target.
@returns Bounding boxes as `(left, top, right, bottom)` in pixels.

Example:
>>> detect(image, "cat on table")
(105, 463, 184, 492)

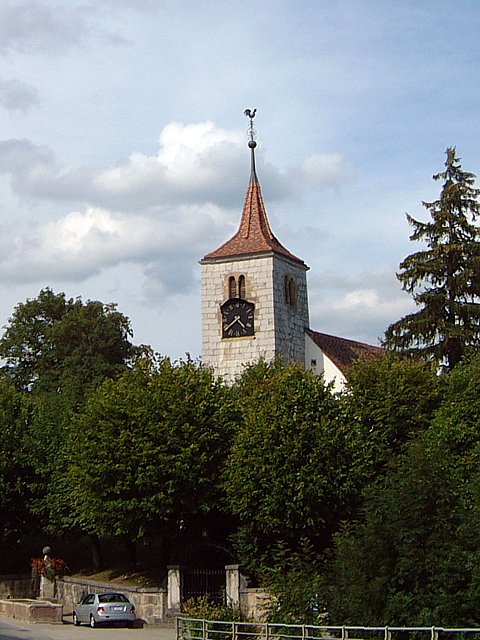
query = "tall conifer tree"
(384, 148, 480, 369)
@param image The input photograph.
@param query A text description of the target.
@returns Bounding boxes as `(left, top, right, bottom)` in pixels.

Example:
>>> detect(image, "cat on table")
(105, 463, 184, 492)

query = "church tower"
(200, 111, 310, 380)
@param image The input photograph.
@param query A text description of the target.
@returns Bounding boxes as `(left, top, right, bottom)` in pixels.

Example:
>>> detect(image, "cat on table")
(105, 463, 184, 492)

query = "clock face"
(221, 298, 255, 338)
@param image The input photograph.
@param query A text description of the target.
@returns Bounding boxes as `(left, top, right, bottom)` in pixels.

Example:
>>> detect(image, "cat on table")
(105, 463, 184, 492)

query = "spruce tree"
(384, 147, 480, 370)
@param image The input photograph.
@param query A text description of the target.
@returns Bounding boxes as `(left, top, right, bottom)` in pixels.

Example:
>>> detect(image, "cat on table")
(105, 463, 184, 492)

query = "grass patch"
(72, 567, 164, 588)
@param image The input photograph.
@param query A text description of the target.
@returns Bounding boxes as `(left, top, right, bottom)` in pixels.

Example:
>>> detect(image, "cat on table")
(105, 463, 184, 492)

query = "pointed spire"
(202, 110, 305, 266)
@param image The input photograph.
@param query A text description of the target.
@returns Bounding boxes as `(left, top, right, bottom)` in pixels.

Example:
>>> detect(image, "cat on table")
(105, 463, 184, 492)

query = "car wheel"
(90, 615, 97, 629)
(73, 612, 81, 626)
(126, 621, 133, 628)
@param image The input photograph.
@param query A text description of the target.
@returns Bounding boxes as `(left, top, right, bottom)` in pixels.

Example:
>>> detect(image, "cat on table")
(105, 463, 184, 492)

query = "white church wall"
(305, 334, 347, 393)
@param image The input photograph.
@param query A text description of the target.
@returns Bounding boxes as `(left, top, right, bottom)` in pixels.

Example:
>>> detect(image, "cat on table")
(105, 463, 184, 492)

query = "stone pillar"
(39, 546, 55, 600)
(225, 564, 241, 606)
(167, 565, 182, 611)
(39, 575, 55, 600)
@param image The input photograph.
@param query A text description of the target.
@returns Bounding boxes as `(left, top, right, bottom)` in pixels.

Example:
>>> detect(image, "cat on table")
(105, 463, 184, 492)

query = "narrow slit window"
(228, 276, 236, 299)
(284, 275, 298, 309)
(284, 275, 291, 305)
(238, 275, 246, 298)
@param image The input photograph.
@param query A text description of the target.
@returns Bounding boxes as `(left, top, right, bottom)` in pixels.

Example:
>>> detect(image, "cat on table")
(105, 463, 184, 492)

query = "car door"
(77, 593, 95, 623)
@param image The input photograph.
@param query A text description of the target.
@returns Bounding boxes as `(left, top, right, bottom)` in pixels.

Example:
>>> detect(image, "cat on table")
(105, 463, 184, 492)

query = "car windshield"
(98, 593, 129, 603)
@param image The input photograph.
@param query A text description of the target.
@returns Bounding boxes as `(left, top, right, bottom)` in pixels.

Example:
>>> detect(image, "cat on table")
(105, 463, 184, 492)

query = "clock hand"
(225, 315, 241, 331)
(237, 318, 246, 328)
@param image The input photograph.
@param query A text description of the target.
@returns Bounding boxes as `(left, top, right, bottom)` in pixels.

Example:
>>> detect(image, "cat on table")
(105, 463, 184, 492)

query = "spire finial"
(244, 108, 257, 180)
(244, 108, 257, 148)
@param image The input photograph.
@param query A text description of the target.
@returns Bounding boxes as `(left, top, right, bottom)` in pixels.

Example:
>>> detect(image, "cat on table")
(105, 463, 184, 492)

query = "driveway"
(0, 614, 176, 640)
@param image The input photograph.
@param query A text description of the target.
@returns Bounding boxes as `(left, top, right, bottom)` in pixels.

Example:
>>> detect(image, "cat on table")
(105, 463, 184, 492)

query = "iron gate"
(183, 568, 226, 604)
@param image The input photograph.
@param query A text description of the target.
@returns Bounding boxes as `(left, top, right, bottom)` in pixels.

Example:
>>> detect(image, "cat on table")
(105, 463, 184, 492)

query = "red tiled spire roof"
(202, 146, 305, 266)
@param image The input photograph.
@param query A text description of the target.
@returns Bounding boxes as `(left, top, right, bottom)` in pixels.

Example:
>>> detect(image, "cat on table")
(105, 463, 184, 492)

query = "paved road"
(0, 615, 177, 640)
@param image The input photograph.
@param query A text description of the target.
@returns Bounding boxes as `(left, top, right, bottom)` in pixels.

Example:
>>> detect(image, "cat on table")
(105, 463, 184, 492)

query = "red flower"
(31, 557, 68, 577)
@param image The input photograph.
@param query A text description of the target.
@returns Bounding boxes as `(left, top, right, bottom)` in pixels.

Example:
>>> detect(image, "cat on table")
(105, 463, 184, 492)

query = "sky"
(0, 0, 479, 361)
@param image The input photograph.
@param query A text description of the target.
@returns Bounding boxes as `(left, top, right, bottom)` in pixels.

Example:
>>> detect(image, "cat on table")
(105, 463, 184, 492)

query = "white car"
(73, 592, 136, 628)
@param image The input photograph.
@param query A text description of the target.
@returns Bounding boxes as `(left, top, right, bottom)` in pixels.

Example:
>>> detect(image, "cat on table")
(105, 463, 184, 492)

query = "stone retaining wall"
(0, 599, 63, 623)
(0, 575, 36, 599)
(57, 576, 167, 625)
(239, 587, 271, 621)
(0, 570, 268, 623)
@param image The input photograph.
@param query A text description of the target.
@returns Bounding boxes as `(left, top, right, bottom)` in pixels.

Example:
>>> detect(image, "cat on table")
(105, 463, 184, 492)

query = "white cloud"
(96, 0, 159, 13)
(0, 138, 54, 172)
(0, 1, 88, 54)
(0, 121, 337, 210)
(1, 124, 246, 205)
(0, 202, 228, 288)
(334, 288, 380, 310)
(0, 123, 265, 295)
(297, 153, 357, 188)
(0, 138, 69, 201)
(0, 78, 39, 112)
(0, 0, 153, 57)
(0, 118, 363, 311)
(0, 1, 476, 363)
(309, 268, 416, 345)
(93, 121, 256, 209)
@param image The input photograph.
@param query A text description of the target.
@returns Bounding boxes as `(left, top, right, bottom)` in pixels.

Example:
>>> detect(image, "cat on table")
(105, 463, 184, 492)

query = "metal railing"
(176, 617, 480, 640)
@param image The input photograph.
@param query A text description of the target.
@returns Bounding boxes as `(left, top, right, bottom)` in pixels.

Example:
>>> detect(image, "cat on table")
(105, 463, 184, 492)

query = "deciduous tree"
(344, 353, 440, 475)
(0, 376, 38, 544)
(323, 354, 480, 626)
(0, 288, 136, 400)
(224, 360, 367, 574)
(66, 355, 237, 569)
(324, 435, 480, 626)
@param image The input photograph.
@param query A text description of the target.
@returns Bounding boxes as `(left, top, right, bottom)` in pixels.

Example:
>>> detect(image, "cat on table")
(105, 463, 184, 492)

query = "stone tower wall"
(201, 253, 309, 381)
(272, 255, 309, 363)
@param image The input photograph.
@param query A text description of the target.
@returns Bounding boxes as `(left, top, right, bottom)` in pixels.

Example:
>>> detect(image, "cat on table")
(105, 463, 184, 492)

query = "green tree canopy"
(343, 353, 440, 474)
(424, 351, 480, 465)
(249, 356, 441, 623)
(0, 288, 136, 400)
(384, 148, 480, 370)
(323, 354, 480, 627)
(323, 438, 475, 626)
(0, 376, 39, 544)
(224, 360, 367, 574)
(65, 355, 237, 566)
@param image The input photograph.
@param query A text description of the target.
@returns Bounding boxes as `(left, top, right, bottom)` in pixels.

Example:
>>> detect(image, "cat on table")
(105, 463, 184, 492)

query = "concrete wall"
(57, 576, 167, 625)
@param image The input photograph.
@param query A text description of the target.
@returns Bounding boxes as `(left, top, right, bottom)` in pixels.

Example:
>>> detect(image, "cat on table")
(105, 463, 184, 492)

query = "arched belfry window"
(227, 274, 247, 299)
(228, 276, 237, 299)
(284, 275, 298, 309)
(238, 275, 246, 299)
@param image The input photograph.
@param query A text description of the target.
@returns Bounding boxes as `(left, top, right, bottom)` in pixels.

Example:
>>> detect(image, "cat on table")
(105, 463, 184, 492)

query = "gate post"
(167, 565, 182, 612)
(225, 565, 241, 606)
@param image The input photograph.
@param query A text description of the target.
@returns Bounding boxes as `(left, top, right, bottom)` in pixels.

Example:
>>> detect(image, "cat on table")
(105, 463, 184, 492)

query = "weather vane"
(244, 108, 257, 148)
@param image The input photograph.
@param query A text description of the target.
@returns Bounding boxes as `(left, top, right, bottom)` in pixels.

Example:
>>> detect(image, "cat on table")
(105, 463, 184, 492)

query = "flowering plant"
(31, 557, 68, 579)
